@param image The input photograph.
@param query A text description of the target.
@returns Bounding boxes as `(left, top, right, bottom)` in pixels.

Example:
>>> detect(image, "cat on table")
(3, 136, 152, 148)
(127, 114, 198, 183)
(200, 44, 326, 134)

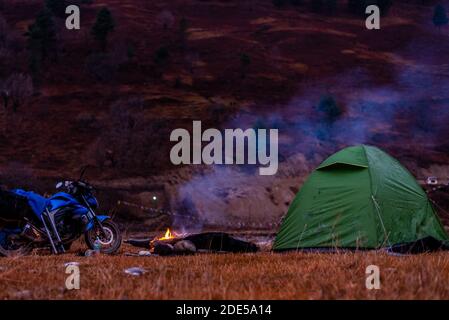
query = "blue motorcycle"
(0, 173, 122, 256)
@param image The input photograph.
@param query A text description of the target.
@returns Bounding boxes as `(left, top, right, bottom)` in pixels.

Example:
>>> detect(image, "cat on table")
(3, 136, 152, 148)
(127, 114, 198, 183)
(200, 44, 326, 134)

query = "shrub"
(208, 103, 228, 123)
(156, 10, 175, 30)
(4, 73, 33, 113)
(433, 4, 448, 31)
(154, 46, 170, 65)
(75, 112, 98, 130)
(317, 94, 343, 123)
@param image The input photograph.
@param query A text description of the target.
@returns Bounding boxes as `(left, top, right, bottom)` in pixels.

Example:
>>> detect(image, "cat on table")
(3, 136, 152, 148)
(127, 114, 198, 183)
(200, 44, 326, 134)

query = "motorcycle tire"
(84, 219, 122, 254)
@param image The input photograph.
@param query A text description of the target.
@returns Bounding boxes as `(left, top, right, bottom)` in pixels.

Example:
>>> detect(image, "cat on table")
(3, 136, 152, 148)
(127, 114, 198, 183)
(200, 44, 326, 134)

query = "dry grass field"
(1, 243, 449, 300)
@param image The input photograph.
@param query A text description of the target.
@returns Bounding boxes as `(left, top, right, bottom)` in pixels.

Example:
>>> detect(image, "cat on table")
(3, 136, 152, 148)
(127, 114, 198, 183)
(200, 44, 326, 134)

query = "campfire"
(149, 228, 186, 254)
(157, 228, 176, 241)
(127, 229, 259, 256)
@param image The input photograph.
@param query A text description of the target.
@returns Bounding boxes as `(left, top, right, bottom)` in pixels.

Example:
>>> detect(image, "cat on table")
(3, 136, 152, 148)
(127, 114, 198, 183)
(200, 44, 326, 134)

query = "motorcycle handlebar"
(78, 180, 97, 192)
(56, 180, 97, 192)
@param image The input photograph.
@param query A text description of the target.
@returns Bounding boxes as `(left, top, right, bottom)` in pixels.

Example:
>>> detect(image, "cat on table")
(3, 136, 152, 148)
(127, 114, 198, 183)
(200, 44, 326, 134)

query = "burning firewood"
(152, 241, 174, 256)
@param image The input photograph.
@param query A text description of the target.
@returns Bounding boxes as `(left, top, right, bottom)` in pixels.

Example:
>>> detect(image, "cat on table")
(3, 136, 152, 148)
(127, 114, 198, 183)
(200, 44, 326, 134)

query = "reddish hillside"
(1, 0, 449, 228)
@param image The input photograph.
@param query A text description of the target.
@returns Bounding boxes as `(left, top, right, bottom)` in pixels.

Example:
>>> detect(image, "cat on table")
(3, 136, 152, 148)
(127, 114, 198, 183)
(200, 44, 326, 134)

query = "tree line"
(272, 0, 394, 15)
(0, 0, 115, 113)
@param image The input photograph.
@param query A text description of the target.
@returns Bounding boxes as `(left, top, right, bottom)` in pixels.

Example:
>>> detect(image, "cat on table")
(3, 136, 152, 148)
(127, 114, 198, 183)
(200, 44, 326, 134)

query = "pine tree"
(154, 46, 169, 65)
(433, 4, 448, 32)
(91, 7, 115, 51)
(25, 9, 57, 74)
(310, 0, 324, 13)
(377, 0, 393, 16)
(324, 0, 337, 15)
(347, 0, 363, 14)
(289, 0, 302, 6)
(240, 53, 251, 78)
(272, 0, 287, 9)
(178, 17, 188, 49)
(45, 0, 66, 17)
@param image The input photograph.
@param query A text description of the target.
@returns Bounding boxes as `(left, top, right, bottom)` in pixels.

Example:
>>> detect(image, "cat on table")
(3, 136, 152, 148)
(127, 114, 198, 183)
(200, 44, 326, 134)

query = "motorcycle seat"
(12, 189, 48, 219)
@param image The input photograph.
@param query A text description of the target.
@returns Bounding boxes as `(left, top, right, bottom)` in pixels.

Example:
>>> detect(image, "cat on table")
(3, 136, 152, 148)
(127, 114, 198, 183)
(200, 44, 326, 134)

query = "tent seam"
(371, 195, 392, 247)
(363, 145, 385, 247)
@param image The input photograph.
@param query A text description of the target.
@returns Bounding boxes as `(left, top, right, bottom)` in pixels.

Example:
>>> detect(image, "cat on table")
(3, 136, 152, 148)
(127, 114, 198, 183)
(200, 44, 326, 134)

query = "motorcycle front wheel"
(84, 220, 122, 254)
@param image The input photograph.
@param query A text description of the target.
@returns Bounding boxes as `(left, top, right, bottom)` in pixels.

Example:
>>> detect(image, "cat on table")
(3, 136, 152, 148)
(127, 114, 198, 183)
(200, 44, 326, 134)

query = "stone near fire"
(174, 240, 196, 254)
(138, 250, 152, 256)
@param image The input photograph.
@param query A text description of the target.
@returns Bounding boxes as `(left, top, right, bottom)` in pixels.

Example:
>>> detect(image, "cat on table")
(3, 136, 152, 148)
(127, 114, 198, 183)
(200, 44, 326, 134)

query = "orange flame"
(158, 228, 175, 241)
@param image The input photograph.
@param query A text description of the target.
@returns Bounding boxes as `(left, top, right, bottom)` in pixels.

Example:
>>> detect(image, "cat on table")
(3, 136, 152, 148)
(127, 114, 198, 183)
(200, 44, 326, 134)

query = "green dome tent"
(274, 145, 449, 251)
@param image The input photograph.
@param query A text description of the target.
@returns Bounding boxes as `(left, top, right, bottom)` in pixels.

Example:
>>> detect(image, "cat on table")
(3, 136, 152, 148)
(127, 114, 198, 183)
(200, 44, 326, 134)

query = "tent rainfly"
(274, 145, 449, 251)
